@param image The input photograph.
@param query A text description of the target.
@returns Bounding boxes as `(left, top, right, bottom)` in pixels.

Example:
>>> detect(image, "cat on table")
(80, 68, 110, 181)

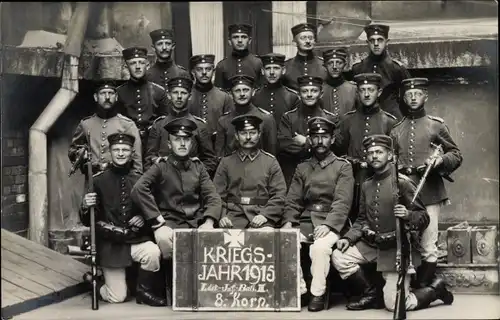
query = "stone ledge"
(436, 264, 498, 295)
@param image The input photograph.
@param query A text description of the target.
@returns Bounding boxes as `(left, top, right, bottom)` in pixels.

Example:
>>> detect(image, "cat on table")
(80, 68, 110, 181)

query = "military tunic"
(252, 83, 301, 126)
(351, 53, 410, 120)
(131, 156, 222, 229)
(282, 54, 328, 91)
(277, 103, 336, 186)
(79, 165, 151, 268)
(68, 113, 143, 175)
(342, 169, 429, 272)
(144, 108, 217, 175)
(146, 60, 191, 89)
(321, 77, 357, 125)
(391, 110, 463, 205)
(213, 149, 287, 228)
(187, 83, 234, 136)
(284, 152, 354, 236)
(214, 51, 263, 91)
(215, 104, 277, 157)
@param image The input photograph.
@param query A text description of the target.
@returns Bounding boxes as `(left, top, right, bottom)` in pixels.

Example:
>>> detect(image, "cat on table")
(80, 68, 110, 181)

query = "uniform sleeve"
(290, 94, 301, 111)
(343, 184, 367, 244)
(277, 114, 309, 156)
(283, 166, 305, 227)
(144, 122, 161, 171)
(214, 62, 225, 90)
(196, 123, 218, 176)
(198, 164, 222, 223)
(131, 163, 164, 220)
(261, 159, 287, 224)
(333, 118, 350, 156)
(68, 121, 87, 162)
(155, 88, 172, 117)
(126, 122, 143, 175)
(324, 163, 354, 234)
(214, 118, 226, 158)
(263, 116, 278, 156)
(435, 123, 463, 174)
(399, 177, 430, 231)
(212, 158, 229, 219)
(79, 180, 100, 227)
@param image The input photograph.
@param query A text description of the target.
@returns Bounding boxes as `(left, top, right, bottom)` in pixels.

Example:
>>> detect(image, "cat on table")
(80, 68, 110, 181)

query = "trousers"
(420, 203, 440, 263)
(100, 241, 161, 303)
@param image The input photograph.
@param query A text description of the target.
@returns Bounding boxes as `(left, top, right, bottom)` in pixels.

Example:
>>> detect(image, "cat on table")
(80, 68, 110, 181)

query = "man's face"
(403, 88, 428, 110)
(94, 88, 117, 110)
(358, 84, 381, 107)
(231, 84, 253, 106)
(294, 31, 315, 52)
(153, 39, 175, 60)
(367, 145, 392, 170)
(367, 35, 388, 56)
(310, 133, 333, 155)
(325, 58, 346, 78)
(235, 128, 260, 150)
(192, 63, 214, 84)
(126, 58, 148, 79)
(110, 143, 133, 166)
(228, 33, 251, 51)
(299, 85, 322, 107)
(168, 134, 193, 158)
(262, 64, 284, 84)
(167, 87, 191, 110)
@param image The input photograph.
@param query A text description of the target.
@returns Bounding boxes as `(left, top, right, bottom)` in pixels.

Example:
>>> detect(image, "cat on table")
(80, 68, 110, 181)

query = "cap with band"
(122, 47, 148, 60)
(322, 47, 349, 62)
(364, 24, 390, 39)
(231, 114, 263, 131)
(362, 134, 393, 151)
(260, 53, 286, 67)
(402, 78, 429, 91)
(354, 73, 382, 87)
(108, 133, 135, 147)
(229, 75, 255, 88)
(228, 24, 252, 35)
(164, 117, 198, 137)
(307, 117, 335, 135)
(150, 29, 174, 43)
(297, 75, 323, 88)
(167, 76, 193, 91)
(291, 23, 317, 37)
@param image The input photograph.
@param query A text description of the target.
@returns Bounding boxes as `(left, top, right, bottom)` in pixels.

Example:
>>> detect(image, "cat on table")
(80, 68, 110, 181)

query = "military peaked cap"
(229, 75, 255, 87)
(364, 24, 390, 39)
(297, 75, 323, 88)
(402, 78, 429, 91)
(362, 134, 393, 151)
(354, 73, 382, 87)
(122, 46, 148, 60)
(307, 117, 335, 134)
(95, 79, 117, 92)
(228, 23, 252, 35)
(189, 54, 216, 69)
(231, 114, 263, 131)
(291, 23, 317, 37)
(167, 76, 193, 91)
(260, 53, 286, 66)
(149, 29, 174, 43)
(164, 117, 198, 137)
(323, 47, 349, 62)
(108, 133, 135, 147)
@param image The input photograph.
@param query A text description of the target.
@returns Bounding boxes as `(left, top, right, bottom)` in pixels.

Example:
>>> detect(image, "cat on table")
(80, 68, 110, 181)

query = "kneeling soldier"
(80, 133, 166, 306)
(332, 135, 453, 312)
(282, 117, 354, 311)
(214, 114, 287, 229)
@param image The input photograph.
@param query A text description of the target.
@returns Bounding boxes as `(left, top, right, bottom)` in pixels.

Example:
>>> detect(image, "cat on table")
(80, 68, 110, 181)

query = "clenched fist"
(82, 192, 97, 208)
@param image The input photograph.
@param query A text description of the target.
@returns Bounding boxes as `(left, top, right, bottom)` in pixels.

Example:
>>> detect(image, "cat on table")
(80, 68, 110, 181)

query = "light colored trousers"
(100, 241, 161, 303)
(298, 232, 339, 296)
(421, 204, 440, 263)
(331, 245, 418, 311)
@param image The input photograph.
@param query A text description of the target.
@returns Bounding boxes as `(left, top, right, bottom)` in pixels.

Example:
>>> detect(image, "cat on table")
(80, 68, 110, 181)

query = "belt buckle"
(314, 204, 322, 211)
(240, 197, 251, 205)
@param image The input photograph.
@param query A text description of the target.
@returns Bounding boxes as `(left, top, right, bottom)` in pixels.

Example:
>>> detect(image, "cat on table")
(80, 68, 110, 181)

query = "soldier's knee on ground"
(101, 282, 128, 303)
(139, 241, 162, 272)
(383, 285, 397, 311)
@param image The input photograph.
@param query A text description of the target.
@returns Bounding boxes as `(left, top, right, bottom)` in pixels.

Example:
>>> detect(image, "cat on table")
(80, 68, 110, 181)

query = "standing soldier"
(187, 54, 234, 144)
(116, 47, 171, 154)
(214, 115, 287, 230)
(282, 23, 327, 91)
(391, 78, 463, 288)
(69, 80, 142, 175)
(278, 75, 336, 188)
(252, 53, 300, 128)
(282, 117, 354, 311)
(351, 24, 410, 120)
(334, 73, 397, 224)
(214, 24, 263, 91)
(80, 133, 166, 306)
(146, 29, 191, 89)
(215, 75, 277, 157)
(131, 118, 222, 261)
(321, 47, 357, 124)
(144, 76, 217, 176)
(332, 134, 453, 312)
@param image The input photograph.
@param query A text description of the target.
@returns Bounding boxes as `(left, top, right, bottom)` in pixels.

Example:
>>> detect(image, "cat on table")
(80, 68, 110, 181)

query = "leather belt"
(305, 203, 331, 213)
(227, 196, 268, 205)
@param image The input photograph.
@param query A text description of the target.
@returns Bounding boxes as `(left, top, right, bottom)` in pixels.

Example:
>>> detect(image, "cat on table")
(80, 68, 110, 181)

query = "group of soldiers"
(69, 21, 463, 313)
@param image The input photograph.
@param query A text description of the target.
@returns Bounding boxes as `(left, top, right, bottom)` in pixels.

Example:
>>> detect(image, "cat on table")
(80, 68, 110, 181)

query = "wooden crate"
(173, 229, 300, 312)
(447, 225, 472, 264)
(471, 226, 498, 264)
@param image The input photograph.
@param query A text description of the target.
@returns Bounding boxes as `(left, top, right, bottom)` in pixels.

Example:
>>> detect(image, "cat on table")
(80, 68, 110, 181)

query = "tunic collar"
(110, 162, 133, 175)
(168, 154, 192, 170)
(295, 51, 315, 62)
(155, 58, 174, 69)
(313, 151, 336, 169)
(238, 149, 260, 162)
(360, 103, 381, 115)
(372, 165, 393, 181)
(325, 74, 345, 88)
(406, 106, 426, 119)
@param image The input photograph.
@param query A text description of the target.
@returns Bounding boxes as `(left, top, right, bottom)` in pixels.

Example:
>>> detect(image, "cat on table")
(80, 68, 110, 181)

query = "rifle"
(68, 147, 88, 177)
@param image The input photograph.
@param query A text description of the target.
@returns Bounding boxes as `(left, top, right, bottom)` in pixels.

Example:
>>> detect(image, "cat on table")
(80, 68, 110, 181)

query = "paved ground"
(13, 294, 500, 320)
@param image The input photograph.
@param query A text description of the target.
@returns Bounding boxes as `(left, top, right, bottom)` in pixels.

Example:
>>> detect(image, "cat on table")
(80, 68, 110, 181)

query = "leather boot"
(136, 269, 168, 307)
(308, 294, 325, 312)
(345, 269, 380, 310)
(413, 278, 454, 310)
(417, 261, 437, 288)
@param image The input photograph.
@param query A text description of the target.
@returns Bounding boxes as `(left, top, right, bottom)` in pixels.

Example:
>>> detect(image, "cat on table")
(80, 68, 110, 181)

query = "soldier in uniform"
(391, 78, 463, 288)
(214, 115, 287, 230)
(321, 47, 357, 123)
(334, 73, 398, 225)
(80, 133, 166, 306)
(215, 75, 277, 157)
(214, 23, 263, 91)
(282, 117, 354, 311)
(146, 29, 191, 89)
(351, 24, 411, 120)
(144, 76, 217, 176)
(187, 54, 234, 143)
(116, 46, 172, 154)
(69, 80, 142, 176)
(252, 53, 300, 127)
(282, 23, 327, 91)
(332, 134, 453, 312)
(131, 118, 222, 261)
(277, 75, 336, 188)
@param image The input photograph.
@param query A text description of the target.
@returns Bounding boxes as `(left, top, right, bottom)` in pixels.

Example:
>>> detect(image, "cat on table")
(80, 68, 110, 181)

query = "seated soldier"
(214, 114, 287, 229)
(80, 133, 166, 306)
(332, 135, 453, 312)
(131, 118, 222, 260)
(282, 117, 354, 312)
